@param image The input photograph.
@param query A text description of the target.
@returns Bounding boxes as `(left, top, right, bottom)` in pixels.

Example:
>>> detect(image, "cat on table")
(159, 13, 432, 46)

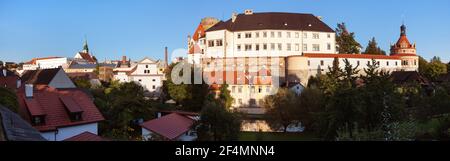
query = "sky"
(0, 0, 449, 63)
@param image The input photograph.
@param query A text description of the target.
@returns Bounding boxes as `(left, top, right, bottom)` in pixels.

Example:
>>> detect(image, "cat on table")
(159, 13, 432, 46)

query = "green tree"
(218, 84, 234, 109)
(424, 57, 447, 81)
(336, 23, 362, 54)
(297, 87, 325, 132)
(197, 99, 241, 141)
(0, 87, 19, 113)
(72, 78, 92, 89)
(164, 62, 209, 112)
(363, 37, 386, 55)
(262, 88, 299, 132)
(95, 82, 155, 140)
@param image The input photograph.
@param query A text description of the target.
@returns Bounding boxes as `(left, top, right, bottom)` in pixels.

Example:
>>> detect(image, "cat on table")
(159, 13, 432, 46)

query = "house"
(0, 67, 21, 91)
(287, 82, 305, 96)
(16, 85, 104, 141)
(22, 57, 68, 71)
(66, 72, 102, 87)
(140, 112, 199, 141)
(0, 104, 46, 141)
(113, 56, 136, 83)
(129, 57, 165, 94)
(390, 71, 430, 86)
(21, 68, 76, 89)
(63, 131, 109, 141)
(64, 61, 97, 73)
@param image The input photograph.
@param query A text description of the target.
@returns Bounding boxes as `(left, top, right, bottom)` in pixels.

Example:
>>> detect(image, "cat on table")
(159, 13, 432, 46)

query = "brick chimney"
(165, 47, 168, 68)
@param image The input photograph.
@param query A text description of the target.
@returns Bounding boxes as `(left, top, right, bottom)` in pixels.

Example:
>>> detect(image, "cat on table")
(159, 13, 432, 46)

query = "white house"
(22, 57, 69, 71)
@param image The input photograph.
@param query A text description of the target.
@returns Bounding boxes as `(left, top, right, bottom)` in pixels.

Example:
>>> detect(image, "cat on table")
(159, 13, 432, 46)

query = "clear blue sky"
(1, 0, 449, 63)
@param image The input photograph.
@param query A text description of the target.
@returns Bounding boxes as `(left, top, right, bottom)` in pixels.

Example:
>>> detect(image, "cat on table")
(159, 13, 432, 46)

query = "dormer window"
(32, 115, 46, 126)
(59, 96, 84, 122)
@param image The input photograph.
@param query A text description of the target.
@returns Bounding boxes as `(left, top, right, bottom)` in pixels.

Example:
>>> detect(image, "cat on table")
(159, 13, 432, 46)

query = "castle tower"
(390, 24, 419, 71)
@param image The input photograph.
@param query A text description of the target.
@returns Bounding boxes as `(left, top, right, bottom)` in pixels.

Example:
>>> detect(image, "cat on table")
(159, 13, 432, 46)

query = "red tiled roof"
(64, 132, 109, 141)
(303, 53, 412, 60)
(78, 52, 97, 63)
(59, 95, 84, 113)
(17, 86, 104, 132)
(192, 24, 206, 41)
(140, 113, 194, 140)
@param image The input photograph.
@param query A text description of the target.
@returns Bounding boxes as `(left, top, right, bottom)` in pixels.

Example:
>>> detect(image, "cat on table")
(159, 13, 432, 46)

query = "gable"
(48, 69, 76, 89)
(139, 58, 157, 64)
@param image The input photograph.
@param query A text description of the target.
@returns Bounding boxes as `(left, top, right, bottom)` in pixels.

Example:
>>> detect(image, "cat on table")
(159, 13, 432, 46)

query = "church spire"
(83, 36, 89, 53)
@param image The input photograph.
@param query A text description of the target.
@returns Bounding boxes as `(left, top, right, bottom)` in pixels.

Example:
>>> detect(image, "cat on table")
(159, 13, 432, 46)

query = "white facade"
(23, 57, 68, 70)
(41, 123, 98, 141)
(112, 58, 165, 94)
(142, 128, 197, 141)
(204, 30, 336, 58)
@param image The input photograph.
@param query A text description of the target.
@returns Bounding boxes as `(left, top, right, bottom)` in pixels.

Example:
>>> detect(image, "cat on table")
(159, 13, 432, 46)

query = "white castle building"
(188, 10, 419, 113)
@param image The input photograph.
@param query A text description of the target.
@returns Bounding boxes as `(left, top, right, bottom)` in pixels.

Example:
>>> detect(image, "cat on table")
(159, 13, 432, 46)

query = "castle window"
(320, 60, 324, 66)
(271, 43, 275, 51)
(327, 43, 331, 50)
(263, 32, 267, 38)
(387, 61, 390, 66)
(287, 43, 292, 51)
(295, 44, 300, 51)
(237, 45, 241, 51)
(208, 40, 215, 47)
(258, 86, 263, 93)
(238, 86, 242, 93)
(232, 86, 236, 93)
(237, 33, 241, 39)
(245, 44, 252, 51)
(278, 32, 282, 38)
(287, 32, 291, 38)
(245, 33, 252, 38)
(277, 43, 282, 51)
(263, 44, 268, 50)
(395, 62, 398, 66)
(295, 32, 300, 38)
(255, 32, 260, 38)
(303, 33, 308, 39)
(327, 34, 331, 38)
(313, 33, 320, 39)
(303, 44, 308, 51)
(216, 39, 223, 46)
(270, 32, 275, 38)
(313, 44, 320, 51)
(256, 44, 260, 51)
(308, 60, 311, 66)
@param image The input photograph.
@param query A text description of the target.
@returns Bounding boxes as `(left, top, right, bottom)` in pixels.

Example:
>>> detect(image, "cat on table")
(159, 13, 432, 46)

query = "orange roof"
(78, 52, 97, 63)
(192, 23, 206, 41)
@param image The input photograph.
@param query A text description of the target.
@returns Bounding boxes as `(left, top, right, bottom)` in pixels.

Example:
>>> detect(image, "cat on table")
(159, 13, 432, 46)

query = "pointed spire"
(400, 23, 406, 36)
(83, 35, 89, 53)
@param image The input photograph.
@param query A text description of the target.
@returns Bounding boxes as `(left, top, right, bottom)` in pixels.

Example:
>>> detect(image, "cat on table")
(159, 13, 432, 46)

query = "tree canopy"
(363, 37, 386, 55)
(336, 23, 362, 54)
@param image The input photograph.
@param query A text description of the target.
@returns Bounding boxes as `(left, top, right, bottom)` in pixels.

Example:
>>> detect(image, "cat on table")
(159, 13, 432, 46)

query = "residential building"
(21, 68, 76, 89)
(22, 57, 69, 71)
(129, 57, 165, 94)
(63, 131, 109, 141)
(141, 112, 199, 141)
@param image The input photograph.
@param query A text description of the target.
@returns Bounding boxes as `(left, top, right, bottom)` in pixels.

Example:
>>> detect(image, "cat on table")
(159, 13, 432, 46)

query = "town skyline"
(1, 0, 449, 63)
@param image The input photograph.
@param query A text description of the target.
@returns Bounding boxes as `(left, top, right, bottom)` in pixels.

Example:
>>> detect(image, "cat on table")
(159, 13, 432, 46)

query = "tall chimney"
(25, 84, 33, 98)
(165, 47, 168, 68)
